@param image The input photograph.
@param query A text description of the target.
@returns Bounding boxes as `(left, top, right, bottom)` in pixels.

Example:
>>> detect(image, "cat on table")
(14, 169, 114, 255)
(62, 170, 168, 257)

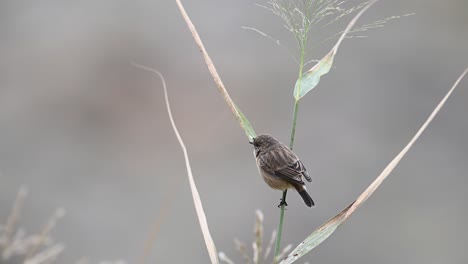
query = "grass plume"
(221, 210, 292, 264)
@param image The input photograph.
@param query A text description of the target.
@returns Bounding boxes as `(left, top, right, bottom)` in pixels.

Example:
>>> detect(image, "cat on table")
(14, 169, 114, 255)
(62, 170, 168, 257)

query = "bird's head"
(250, 134, 279, 154)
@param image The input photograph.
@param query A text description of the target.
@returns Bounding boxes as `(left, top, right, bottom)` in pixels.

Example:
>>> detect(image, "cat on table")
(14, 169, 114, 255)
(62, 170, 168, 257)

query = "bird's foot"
(277, 198, 288, 208)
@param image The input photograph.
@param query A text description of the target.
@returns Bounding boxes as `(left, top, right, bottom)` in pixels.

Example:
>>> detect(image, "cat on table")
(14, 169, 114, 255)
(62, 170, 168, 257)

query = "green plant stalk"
(274, 35, 307, 262)
(289, 101, 300, 148)
(274, 189, 288, 264)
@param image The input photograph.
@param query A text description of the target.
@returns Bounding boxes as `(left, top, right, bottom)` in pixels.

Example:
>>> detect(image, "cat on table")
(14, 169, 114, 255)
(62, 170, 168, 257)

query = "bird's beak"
(249, 141, 253, 145)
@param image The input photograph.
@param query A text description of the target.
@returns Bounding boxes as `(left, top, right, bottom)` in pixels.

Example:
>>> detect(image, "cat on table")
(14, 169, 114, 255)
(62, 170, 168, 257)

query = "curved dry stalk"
(132, 63, 219, 264)
(281, 68, 468, 263)
(345, 68, 467, 217)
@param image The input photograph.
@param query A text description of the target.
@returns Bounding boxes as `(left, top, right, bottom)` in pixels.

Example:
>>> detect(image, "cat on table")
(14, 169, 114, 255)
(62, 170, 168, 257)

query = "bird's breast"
(258, 169, 292, 190)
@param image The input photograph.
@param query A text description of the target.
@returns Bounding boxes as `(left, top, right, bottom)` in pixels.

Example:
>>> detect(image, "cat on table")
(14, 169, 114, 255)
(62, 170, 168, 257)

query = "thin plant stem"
(274, 25, 308, 262)
(274, 189, 288, 264)
(290, 36, 307, 148)
(289, 102, 300, 148)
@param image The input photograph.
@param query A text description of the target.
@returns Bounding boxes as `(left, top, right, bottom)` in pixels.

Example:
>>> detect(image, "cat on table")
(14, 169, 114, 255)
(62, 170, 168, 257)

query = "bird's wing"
(274, 162, 305, 185)
(259, 148, 306, 185)
(297, 160, 312, 182)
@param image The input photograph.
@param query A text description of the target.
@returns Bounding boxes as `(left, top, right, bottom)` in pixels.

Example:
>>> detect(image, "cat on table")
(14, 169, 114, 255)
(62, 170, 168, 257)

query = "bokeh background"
(0, 0, 467, 263)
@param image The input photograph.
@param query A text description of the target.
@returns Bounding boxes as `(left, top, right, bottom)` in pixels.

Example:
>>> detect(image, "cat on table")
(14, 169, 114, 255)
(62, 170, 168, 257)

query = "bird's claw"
(277, 198, 288, 208)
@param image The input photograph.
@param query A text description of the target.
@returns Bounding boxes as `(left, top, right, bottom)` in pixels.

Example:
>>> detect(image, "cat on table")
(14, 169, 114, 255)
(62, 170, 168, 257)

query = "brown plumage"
(251, 134, 314, 207)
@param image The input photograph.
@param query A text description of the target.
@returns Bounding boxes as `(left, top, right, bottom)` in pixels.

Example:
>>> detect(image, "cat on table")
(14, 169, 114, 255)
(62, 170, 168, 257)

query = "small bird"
(251, 134, 314, 207)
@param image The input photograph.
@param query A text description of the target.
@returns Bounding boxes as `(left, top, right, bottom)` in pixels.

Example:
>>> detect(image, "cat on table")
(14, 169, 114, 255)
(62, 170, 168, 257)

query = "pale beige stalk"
(281, 68, 468, 264)
(175, 0, 243, 130)
(132, 63, 219, 264)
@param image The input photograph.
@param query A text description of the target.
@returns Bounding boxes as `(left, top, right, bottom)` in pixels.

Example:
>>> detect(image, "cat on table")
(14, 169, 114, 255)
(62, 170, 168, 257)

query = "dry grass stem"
(132, 63, 219, 264)
(281, 69, 468, 263)
(263, 230, 277, 260)
(1, 188, 67, 263)
(25, 208, 66, 261)
(218, 252, 235, 264)
(253, 210, 263, 264)
(234, 239, 251, 264)
(175, 0, 246, 135)
(0, 187, 29, 247)
(24, 244, 65, 264)
(345, 68, 468, 217)
(226, 211, 291, 264)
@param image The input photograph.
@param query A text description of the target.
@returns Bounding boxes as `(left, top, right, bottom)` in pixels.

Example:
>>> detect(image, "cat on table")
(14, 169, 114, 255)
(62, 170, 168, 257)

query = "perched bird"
(251, 134, 314, 207)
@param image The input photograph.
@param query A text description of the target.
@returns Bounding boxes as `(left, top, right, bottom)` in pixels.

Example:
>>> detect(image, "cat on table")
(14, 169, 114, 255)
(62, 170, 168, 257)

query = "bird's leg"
(277, 190, 288, 208)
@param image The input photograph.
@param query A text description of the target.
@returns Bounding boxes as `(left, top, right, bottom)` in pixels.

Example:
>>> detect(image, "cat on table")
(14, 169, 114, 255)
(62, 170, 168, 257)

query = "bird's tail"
(295, 185, 315, 207)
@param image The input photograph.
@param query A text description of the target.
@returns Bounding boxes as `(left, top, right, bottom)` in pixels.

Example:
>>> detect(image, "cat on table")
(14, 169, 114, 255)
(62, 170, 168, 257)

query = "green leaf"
(279, 203, 349, 264)
(294, 51, 334, 100)
(293, 0, 381, 100)
(235, 104, 257, 141)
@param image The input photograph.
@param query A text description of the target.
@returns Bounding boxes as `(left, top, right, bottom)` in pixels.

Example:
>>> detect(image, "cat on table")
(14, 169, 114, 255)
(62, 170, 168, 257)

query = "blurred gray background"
(0, 0, 467, 263)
